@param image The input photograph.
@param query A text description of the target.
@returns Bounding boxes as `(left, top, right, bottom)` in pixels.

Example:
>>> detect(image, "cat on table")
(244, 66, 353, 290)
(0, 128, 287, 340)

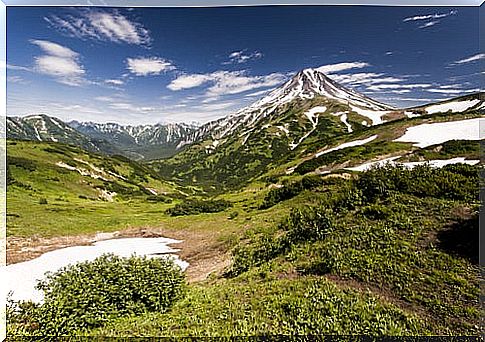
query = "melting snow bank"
(315, 135, 378, 157)
(350, 105, 390, 125)
(394, 118, 482, 148)
(346, 156, 479, 172)
(425, 99, 480, 114)
(2, 237, 188, 303)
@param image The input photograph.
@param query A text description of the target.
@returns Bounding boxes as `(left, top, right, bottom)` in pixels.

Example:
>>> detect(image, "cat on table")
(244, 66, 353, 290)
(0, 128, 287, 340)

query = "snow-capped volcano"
(180, 68, 394, 146)
(245, 68, 394, 113)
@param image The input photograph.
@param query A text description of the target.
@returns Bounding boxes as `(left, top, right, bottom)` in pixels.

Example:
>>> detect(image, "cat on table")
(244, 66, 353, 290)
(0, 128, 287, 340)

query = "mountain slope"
(7, 114, 120, 155)
(152, 68, 483, 192)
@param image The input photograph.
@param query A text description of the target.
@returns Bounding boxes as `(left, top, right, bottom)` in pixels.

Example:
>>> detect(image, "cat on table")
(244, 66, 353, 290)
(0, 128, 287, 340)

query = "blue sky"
(5, 5, 482, 125)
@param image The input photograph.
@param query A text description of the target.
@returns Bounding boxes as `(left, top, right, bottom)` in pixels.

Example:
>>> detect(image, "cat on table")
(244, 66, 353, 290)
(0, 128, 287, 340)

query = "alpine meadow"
(4, 4, 483, 338)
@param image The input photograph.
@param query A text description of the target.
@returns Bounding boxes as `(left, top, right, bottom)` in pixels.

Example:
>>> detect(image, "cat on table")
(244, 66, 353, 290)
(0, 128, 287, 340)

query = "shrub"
(166, 199, 232, 216)
(259, 175, 326, 209)
(38, 198, 48, 205)
(9, 254, 186, 336)
(283, 206, 335, 243)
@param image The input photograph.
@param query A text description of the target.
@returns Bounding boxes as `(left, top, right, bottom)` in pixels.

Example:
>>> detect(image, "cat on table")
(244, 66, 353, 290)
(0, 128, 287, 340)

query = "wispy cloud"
(223, 50, 263, 64)
(104, 79, 124, 86)
(316, 61, 369, 74)
(366, 83, 432, 91)
(425, 88, 480, 94)
(403, 10, 457, 29)
(7, 76, 29, 84)
(126, 57, 175, 76)
(167, 70, 287, 97)
(403, 10, 457, 22)
(450, 53, 485, 65)
(328, 72, 405, 87)
(30, 39, 87, 86)
(45, 9, 151, 46)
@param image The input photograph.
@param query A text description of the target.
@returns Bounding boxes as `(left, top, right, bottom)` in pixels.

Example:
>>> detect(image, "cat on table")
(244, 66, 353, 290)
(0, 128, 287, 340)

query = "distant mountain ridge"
(7, 67, 484, 165)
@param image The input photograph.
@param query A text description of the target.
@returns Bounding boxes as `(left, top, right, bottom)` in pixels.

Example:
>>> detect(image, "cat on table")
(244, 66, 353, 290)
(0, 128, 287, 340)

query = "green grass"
(89, 276, 425, 336)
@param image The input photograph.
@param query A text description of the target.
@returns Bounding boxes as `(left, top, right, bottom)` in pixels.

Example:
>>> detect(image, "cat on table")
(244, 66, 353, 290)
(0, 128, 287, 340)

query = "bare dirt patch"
(7, 227, 231, 283)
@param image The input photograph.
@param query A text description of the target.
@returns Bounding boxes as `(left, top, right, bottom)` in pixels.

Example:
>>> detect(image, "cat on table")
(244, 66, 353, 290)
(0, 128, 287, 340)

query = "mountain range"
(7, 67, 483, 190)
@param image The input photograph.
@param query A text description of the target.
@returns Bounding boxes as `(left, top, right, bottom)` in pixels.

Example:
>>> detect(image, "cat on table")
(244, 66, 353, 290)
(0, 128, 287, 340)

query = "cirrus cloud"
(45, 10, 151, 46)
(167, 70, 287, 97)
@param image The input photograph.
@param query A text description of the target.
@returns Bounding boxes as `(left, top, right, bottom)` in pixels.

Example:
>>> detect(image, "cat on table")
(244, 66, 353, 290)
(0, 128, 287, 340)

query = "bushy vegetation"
(8, 254, 186, 336)
(259, 175, 329, 209)
(166, 199, 232, 216)
(228, 164, 480, 334)
(357, 163, 479, 202)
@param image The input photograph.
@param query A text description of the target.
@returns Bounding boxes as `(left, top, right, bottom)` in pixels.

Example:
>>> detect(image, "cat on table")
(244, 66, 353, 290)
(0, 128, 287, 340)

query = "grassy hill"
(6, 140, 185, 237)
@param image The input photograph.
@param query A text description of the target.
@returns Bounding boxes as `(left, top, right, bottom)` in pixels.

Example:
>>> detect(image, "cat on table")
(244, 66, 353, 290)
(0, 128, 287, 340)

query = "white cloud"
(316, 62, 369, 74)
(418, 21, 439, 29)
(403, 10, 457, 29)
(30, 40, 87, 86)
(451, 53, 485, 65)
(425, 88, 480, 94)
(224, 50, 263, 64)
(167, 74, 212, 91)
(366, 83, 432, 91)
(244, 89, 271, 97)
(126, 57, 175, 76)
(45, 10, 151, 46)
(328, 72, 405, 86)
(403, 10, 457, 22)
(104, 79, 124, 85)
(167, 70, 287, 97)
(7, 76, 28, 84)
(206, 71, 286, 97)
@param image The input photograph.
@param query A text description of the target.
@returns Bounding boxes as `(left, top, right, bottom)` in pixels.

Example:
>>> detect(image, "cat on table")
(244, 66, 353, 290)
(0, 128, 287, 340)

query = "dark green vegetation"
(166, 199, 232, 216)
(228, 164, 480, 334)
(8, 255, 185, 336)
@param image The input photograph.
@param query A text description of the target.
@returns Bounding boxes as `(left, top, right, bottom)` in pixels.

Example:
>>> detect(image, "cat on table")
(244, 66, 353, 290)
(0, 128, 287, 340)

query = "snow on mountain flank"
(315, 135, 378, 157)
(345, 156, 402, 172)
(349, 105, 390, 125)
(304, 106, 327, 126)
(346, 156, 479, 172)
(394, 118, 482, 148)
(332, 111, 353, 132)
(425, 99, 480, 114)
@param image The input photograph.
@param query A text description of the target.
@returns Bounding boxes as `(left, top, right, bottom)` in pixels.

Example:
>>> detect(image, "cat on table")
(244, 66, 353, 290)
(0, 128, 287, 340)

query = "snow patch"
(315, 135, 378, 158)
(345, 156, 402, 172)
(425, 99, 480, 114)
(350, 105, 390, 125)
(394, 118, 482, 148)
(2, 237, 188, 303)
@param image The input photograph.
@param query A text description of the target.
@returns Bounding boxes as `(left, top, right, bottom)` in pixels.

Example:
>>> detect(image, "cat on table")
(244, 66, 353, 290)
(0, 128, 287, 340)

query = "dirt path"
(7, 227, 232, 283)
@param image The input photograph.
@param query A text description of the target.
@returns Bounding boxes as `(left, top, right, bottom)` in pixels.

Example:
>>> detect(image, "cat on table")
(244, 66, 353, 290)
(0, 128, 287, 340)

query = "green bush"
(259, 175, 327, 209)
(357, 164, 480, 203)
(38, 198, 48, 205)
(283, 206, 335, 243)
(166, 199, 232, 216)
(9, 254, 186, 336)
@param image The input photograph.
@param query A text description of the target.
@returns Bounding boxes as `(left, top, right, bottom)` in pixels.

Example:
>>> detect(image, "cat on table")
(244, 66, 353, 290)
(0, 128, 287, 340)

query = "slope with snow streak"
(346, 156, 479, 172)
(425, 99, 480, 114)
(315, 135, 378, 157)
(394, 118, 482, 148)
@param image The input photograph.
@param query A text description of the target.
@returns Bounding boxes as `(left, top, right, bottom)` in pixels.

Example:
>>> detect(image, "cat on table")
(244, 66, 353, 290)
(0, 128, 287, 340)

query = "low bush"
(8, 254, 186, 336)
(166, 199, 232, 216)
(259, 175, 327, 209)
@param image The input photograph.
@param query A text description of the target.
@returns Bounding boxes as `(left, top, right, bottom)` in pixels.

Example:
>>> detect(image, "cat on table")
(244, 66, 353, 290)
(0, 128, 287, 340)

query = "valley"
(6, 68, 483, 337)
